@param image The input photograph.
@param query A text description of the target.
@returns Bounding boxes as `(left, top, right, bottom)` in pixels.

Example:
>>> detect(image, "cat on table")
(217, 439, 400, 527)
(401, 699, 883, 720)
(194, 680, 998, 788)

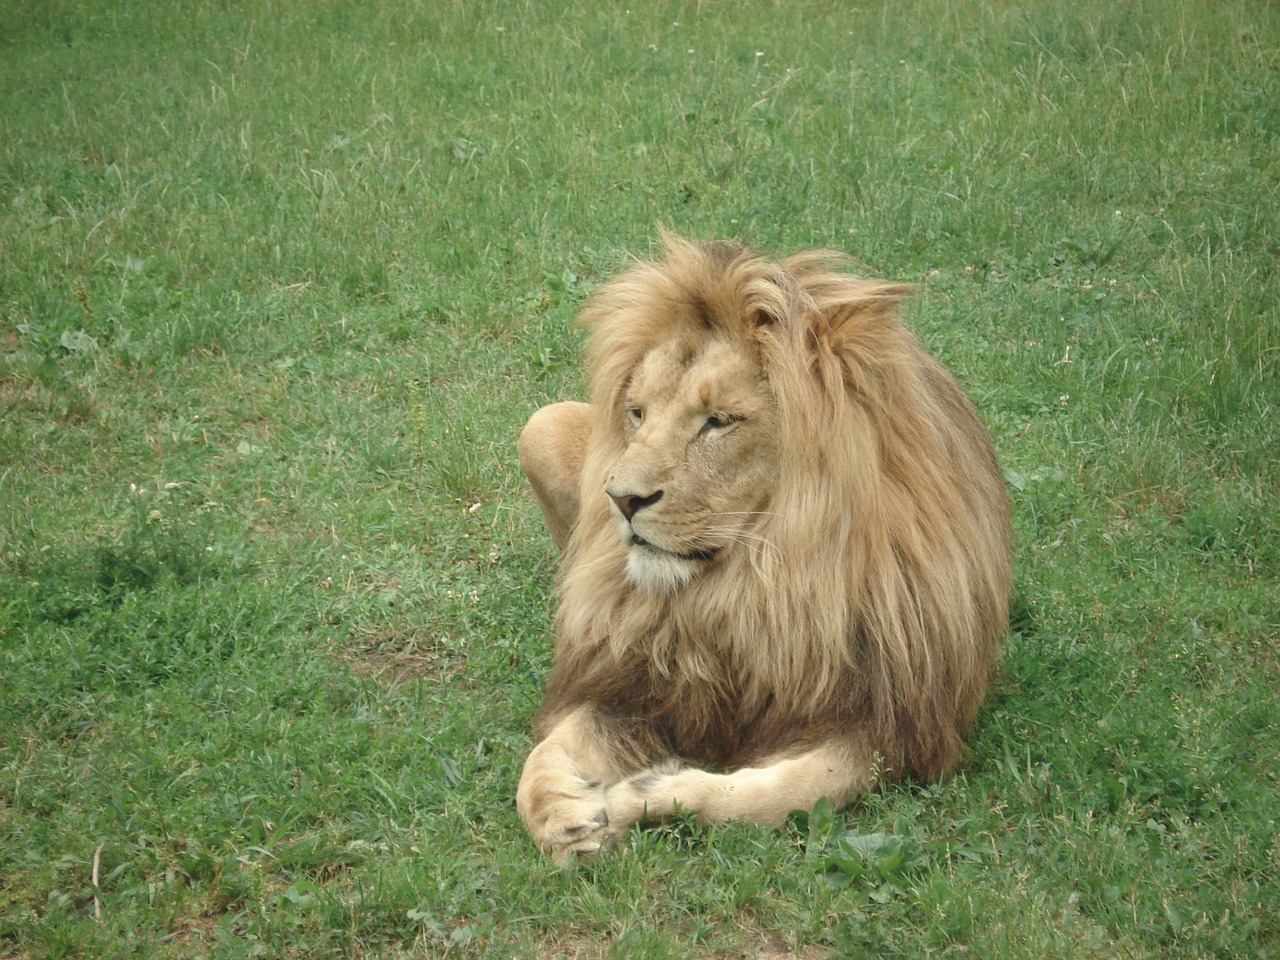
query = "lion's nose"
(607, 488, 664, 522)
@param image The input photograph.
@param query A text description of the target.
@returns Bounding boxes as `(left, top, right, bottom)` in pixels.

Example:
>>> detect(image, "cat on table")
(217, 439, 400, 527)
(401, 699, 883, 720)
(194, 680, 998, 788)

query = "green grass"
(2, 1, 1277, 957)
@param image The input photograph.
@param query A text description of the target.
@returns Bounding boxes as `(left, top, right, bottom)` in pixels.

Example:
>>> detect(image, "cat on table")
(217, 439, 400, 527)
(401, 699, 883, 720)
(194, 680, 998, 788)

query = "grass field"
(2, 1, 1277, 957)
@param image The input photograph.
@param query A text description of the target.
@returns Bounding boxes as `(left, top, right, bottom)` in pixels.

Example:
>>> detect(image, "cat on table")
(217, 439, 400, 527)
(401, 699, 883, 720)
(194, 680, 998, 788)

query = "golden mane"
(538, 237, 1011, 782)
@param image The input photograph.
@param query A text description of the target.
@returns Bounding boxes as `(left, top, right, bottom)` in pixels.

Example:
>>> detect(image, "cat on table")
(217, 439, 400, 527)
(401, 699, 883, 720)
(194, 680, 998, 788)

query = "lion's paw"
(528, 783, 619, 865)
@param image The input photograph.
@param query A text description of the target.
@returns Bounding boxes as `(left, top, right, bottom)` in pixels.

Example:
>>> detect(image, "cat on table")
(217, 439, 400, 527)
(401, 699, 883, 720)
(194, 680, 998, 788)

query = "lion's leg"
(516, 706, 633, 864)
(605, 738, 877, 831)
(517, 401, 592, 553)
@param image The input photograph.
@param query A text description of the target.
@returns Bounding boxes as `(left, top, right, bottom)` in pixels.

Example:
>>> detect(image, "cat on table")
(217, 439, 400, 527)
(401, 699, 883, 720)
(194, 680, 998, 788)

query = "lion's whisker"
(700, 525, 783, 565)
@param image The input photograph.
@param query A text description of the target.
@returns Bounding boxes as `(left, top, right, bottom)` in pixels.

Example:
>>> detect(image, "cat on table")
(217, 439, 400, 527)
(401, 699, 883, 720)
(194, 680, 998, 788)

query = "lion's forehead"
(630, 338, 767, 414)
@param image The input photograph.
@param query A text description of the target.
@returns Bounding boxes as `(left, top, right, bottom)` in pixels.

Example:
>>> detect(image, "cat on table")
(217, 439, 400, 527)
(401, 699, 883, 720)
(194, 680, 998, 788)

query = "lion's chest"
(613, 637, 784, 767)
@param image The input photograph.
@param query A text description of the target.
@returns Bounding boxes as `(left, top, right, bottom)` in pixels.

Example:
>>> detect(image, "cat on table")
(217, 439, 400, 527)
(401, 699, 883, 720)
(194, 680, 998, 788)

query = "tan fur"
(516, 236, 1011, 863)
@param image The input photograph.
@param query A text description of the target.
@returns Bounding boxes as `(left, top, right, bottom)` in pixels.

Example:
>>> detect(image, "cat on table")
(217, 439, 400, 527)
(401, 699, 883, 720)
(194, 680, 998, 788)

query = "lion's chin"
(623, 543, 703, 593)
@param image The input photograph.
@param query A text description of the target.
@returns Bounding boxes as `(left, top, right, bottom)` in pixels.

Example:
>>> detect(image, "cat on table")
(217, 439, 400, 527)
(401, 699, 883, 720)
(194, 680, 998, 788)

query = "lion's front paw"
(523, 780, 619, 865)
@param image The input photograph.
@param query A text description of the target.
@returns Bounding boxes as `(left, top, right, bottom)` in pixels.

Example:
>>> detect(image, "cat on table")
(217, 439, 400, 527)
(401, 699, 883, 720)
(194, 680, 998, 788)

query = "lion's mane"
(538, 238, 1011, 783)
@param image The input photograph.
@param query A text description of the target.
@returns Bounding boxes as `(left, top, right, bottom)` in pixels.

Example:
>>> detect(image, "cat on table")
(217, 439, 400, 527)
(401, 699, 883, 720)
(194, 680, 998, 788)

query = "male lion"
(516, 236, 1011, 864)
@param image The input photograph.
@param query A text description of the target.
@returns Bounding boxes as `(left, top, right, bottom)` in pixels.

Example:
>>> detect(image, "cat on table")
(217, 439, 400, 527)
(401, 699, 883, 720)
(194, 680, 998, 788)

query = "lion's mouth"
(630, 534, 719, 563)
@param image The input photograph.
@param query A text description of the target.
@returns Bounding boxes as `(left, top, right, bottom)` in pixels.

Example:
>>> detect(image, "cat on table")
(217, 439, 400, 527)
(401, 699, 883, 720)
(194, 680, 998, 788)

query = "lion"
(515, 235, 1011, 864)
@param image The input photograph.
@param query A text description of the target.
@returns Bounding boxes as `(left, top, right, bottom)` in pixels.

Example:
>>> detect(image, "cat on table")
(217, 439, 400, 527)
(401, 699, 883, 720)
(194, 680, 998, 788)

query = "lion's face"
(605, 335, 781, 592)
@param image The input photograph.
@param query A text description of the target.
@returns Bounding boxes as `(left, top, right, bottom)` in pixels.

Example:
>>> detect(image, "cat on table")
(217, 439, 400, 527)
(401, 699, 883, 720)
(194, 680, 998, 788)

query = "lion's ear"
(825, 278, 910, 329)
(805, 280, 913, 392)
(745, 265, 804, 332)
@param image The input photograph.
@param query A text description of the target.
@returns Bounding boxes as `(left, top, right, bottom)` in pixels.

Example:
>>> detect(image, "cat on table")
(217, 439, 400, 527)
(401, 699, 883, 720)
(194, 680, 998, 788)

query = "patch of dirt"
(535, 934, 605, 960)
(343, 624, 467, 685)
(719, 936, 830, 960)
(533, 934, 829, 960)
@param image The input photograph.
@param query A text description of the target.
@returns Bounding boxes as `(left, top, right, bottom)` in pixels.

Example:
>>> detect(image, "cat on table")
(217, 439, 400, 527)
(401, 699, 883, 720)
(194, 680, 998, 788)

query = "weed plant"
(2, 1, 1277, 957)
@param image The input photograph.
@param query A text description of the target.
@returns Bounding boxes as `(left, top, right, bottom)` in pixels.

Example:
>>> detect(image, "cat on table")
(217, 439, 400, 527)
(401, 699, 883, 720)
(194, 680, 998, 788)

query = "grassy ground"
(2, 1, 1277, 957)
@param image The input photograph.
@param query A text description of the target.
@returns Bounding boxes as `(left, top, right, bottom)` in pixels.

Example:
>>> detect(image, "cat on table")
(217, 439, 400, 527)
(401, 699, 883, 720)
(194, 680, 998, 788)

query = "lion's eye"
(699, 413, 741, 436)
(626, 406, 644, 426)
